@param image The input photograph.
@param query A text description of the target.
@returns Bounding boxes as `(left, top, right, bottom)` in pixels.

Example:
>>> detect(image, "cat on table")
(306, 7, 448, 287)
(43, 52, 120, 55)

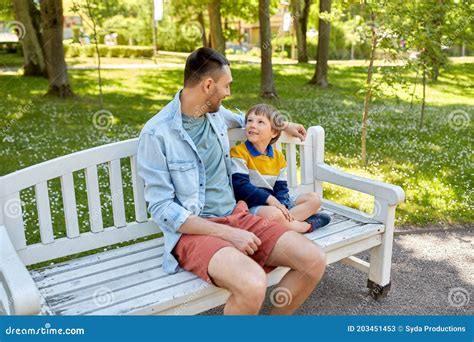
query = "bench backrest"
(0, 126, 324, 266)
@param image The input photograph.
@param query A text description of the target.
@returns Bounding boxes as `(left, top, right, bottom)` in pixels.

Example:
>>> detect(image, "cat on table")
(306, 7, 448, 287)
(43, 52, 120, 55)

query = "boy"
(231, 104, 331, 233)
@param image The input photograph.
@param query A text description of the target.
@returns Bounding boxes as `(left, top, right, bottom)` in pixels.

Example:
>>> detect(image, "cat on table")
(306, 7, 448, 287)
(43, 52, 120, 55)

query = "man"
(137, 47, 326, 315)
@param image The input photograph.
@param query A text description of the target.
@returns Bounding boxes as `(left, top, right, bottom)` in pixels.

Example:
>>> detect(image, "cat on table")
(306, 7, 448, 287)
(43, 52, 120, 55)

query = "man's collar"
(245, 140, 274, 158)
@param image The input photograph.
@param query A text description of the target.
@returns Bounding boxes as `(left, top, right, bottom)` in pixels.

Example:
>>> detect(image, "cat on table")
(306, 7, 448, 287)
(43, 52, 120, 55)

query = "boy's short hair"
(245, 104, 286, 145)
(184, 47, 230, 87)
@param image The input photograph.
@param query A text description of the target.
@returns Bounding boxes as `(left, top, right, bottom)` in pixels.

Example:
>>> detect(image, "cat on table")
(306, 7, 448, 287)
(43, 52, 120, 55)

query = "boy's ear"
(271, 129, 279, 138)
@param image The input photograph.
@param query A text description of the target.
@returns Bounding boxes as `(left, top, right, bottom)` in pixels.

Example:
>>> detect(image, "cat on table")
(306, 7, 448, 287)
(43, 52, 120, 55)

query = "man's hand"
(284, 122, 306, 141)
(267, 196, 294, 222)
(224, 228, 262, 255)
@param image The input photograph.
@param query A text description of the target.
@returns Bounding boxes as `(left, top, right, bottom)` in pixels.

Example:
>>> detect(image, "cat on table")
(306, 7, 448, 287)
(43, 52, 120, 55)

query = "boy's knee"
(308, 192, 321, 210)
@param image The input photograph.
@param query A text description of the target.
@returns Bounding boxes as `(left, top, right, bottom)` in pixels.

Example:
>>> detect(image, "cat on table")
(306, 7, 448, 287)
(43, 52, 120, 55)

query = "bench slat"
(35, 182, 54, 244)
(108, 159, 126, 228)
(1, 192, 26, 250)
(130, 155, 148, 223)
(41, 255, 166, 297)
(49, 265, 188, 311)
(60, 173, 80, 239)
(300, 143, 314, 186)
(36, 245, 164, 290)
(30, 237, 163, 280)
(286, 143, 298, 188)
(85, 166, 103, 233)
(17, 221, 160, 266)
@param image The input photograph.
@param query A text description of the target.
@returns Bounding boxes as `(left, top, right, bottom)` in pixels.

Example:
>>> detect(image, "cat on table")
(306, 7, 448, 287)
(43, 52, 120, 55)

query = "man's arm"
(137, 133, 193, 233)
(220, 105, 307, 141)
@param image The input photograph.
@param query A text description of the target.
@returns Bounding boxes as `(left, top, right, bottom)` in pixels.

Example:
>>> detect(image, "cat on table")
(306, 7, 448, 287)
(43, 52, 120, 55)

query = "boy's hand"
(267, 196, 294, 222)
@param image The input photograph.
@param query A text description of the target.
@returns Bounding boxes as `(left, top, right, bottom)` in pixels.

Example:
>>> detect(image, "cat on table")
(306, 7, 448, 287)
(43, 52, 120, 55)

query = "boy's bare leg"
(289, 192, 321, 221)
(208, 246, 267, 315)
(257, 206, 310, 233)
(266, 231, 326, 315)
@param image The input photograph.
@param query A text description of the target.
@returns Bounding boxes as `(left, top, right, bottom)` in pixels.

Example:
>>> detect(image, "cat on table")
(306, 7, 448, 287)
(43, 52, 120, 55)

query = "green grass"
(0, 55, 472, 241)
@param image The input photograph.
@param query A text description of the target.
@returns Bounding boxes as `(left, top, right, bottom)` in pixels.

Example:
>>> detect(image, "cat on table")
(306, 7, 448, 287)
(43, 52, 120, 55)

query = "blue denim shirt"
(137, 90, 245, 274)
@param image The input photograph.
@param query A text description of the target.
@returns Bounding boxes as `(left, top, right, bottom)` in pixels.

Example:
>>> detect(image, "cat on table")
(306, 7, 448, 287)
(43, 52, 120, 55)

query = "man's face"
(206, 65, 232, 113)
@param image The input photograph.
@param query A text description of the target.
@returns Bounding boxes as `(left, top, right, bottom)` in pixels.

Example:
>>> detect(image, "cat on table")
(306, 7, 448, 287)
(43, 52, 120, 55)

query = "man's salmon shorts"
(172, 201, 290, 284)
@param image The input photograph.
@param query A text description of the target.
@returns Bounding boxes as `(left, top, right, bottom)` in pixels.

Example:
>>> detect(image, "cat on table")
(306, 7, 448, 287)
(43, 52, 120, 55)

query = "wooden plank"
(309, 223, 384, 253)
(300, 144, 314, 187)
(41, 255, 166, 297)
(322, 199, 380, 224)
(108, 159, 126, 228)
(36, 245, 164, 290)
(157, 290, 230, 315)
(30, 237, 163, 280)
(308, 126, 325, 199)
(60, 173, 80, 238)
(85, 166, 103, 233)
(48, 266, 188, 310)
(18, 221, 160, 266)
(88, 277, 214, 315)
(341, 256, 370, 274)
(286, 143, 298, 188)
(316, 164, 405, 206)
(326, 235, 382, 264)
(52, 271, 198, 315)
(1, 192, 27, 250)
(130, 156, 148, 223)
(35, 182, 54, 244)
(0, 139, 138, 197)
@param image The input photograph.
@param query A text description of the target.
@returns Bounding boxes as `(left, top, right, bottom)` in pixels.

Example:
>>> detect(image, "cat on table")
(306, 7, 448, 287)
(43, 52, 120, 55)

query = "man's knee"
(210, 248, 267, 306)
(232, 265, 267, 305)
(296, 239, 326, 281)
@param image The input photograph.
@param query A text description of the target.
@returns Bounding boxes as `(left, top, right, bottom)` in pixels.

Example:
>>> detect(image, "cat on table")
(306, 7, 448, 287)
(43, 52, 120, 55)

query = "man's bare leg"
(208, 246, 267, 315)
(266, 231, 326, 315)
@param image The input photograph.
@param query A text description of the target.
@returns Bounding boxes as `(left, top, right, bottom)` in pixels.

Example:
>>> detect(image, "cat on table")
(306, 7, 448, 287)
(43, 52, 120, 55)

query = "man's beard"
(206, 93, 221, 113)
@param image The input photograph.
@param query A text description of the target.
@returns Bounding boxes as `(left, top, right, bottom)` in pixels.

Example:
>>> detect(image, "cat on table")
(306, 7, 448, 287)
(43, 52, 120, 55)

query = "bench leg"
(367, 199, 396, 301)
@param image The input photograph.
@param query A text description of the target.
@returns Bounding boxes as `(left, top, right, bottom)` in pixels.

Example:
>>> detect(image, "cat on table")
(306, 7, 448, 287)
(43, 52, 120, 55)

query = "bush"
(64, 44, 154, 59)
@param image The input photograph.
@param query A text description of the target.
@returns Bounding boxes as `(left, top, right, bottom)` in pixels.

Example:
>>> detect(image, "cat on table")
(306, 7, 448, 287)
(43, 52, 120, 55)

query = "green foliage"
(63, 43, 154, 58)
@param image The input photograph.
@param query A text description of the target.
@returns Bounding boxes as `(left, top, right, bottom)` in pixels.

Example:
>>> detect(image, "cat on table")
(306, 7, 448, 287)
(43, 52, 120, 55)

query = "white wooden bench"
(0, 126, 404, 315)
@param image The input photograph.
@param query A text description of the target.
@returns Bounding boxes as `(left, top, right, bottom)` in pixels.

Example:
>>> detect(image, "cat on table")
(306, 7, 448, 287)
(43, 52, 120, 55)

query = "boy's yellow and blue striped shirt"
(230, 140, 290, 208)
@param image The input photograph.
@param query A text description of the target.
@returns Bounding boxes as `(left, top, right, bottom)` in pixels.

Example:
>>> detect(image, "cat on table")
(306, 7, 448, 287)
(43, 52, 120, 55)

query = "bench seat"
(31, 203, 384, 315)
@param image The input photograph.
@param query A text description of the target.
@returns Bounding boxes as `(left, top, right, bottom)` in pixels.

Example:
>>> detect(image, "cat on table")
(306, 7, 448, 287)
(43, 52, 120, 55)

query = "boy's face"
(245, 112, 278, 147)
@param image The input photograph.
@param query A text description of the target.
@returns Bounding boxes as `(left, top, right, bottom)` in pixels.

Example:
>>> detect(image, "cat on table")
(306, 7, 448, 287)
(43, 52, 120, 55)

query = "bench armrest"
(315, 164, 405, 206)
(0, 226, 41, 315)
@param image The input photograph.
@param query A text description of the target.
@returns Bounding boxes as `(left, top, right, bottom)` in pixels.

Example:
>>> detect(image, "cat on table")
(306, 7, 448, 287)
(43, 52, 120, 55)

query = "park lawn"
(0, 59, 472, 249)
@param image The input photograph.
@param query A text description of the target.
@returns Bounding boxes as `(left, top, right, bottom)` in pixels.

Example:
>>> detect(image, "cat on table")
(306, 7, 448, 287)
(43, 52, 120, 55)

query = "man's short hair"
(184, 47, 230, 87)
(245, 104, 285, 145)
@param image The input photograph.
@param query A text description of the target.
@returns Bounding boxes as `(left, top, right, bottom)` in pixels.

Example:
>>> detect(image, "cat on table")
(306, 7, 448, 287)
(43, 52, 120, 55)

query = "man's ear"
(202, 77, 214, 94)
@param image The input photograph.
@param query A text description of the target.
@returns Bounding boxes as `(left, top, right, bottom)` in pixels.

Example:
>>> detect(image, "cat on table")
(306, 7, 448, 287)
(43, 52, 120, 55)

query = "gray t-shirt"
(182, 113, 236, 217)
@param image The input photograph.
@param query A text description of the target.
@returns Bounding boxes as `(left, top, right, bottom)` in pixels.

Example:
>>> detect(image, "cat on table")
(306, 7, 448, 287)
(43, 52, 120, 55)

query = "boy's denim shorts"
(249, 193, 298, 215)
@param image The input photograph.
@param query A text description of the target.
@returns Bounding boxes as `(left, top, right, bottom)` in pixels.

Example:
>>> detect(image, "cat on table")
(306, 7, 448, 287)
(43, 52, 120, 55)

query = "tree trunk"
(419, 68, 426, 129)
(197, 12, 209, 47)
(259, 0, 277, 99)
(13, 0, 47, 77)
(291, 0, 311, 63)
(40, 0, 74, 97)
(361, 12, 377, 166)
(309, 0, 331, 87)
(207, 0, 225, 54)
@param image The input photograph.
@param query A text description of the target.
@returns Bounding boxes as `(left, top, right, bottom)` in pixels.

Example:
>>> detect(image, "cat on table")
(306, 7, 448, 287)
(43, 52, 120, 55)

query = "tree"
(309, 0, 331, 87)
(12, 0, 47, 77)
(291, 0, 311, 63)
(259, 0, 277, 99)
(208, 0, 225, 53)
(40, 0, 74, 97)
(72, 0, 104, 108)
